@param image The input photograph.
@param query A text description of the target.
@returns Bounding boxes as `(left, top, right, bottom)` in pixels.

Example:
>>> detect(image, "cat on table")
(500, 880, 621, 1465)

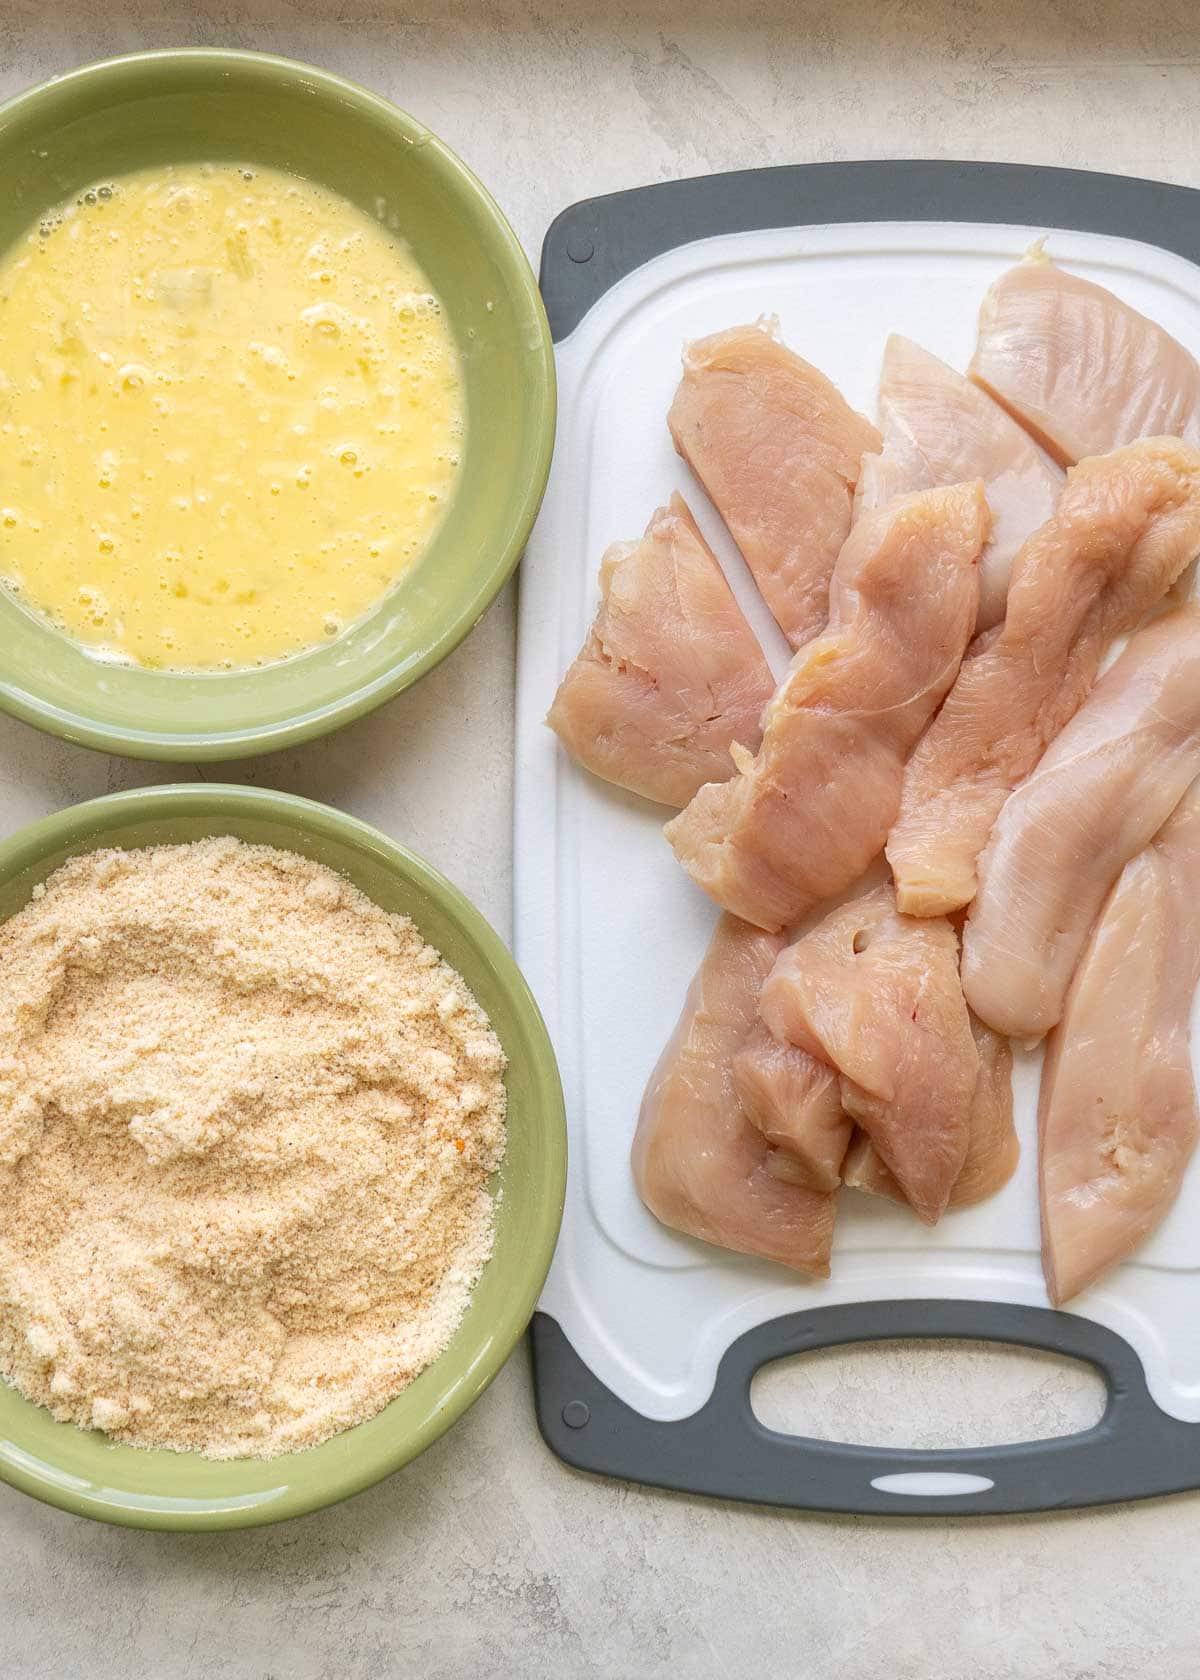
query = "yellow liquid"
(0, 163, 464, 669)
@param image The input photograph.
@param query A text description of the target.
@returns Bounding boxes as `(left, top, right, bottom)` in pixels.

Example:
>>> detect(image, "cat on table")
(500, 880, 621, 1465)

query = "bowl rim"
(0, 783, 566, 1530)
(0, 49, 556, 761)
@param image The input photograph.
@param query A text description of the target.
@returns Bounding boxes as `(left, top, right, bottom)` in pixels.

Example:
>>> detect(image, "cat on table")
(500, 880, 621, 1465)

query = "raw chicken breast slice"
(732, 1020, 851, 1193)
(631, 915, 836, 1275)
(970, 255, 1200, 467)
(668, 318, 881, 648)
(546, 494, 776, 808)
(954, 1016, 1020, 1206)
(764, 1147, 822, 1186)
(887, 437, 1200, 917)
(758, 885, 976, 1223)
(839, 1129, 900, 1201)
(856, 335, 1063, 629)
(964, 604, 1200, 1038)
(665, 482, 987, 932)
(1040, 783, 1200, 1305)
(842, 1016, 1017, 1211)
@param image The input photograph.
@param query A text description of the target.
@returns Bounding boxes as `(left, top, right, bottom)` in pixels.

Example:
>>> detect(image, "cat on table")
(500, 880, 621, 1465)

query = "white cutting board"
(515, 218, 1200, 1425)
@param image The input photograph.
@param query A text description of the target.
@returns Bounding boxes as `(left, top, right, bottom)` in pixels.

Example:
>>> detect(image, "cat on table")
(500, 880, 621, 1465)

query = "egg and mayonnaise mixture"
(0, 163, 464, 669)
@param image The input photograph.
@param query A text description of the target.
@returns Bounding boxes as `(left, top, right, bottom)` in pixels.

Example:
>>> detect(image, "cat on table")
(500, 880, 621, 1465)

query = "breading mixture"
(0, 837, 506, 1458)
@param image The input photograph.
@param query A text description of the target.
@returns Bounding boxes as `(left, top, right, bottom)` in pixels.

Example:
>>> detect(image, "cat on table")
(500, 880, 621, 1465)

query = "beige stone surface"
(2, 2, 1200, 1673)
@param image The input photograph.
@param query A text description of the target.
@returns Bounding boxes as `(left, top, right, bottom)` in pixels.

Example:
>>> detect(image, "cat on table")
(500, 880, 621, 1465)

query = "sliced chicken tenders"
(1040, 784, 1200, 1305)
(856, 334, 1063, 629)
(758, 885, 976, 1223)
(965, 605, 1200, 1039)
(668, 319, 880, 648)
(970, 255, 1200, 466)
(547, 495, 775, 807)
(888, 437, 1200, 917)
(666, 482, 987, 932)
(584, 268, 1200, 1285)
(631, 915, 836, 1275)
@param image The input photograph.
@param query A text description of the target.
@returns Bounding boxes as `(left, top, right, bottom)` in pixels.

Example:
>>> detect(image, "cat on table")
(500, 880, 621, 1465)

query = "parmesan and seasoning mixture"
(0, 838, 506, 1458)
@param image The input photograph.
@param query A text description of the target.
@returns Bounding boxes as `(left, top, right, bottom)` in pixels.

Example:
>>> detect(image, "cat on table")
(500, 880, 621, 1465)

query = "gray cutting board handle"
(534, 159, 1200, 1513)
(533, 1302, 1200, 1514)
(540, 158, 1200, 339)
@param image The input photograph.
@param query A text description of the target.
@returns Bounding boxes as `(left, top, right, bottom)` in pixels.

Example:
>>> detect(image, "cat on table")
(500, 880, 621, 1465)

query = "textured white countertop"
(3, 3, 1200, 1675)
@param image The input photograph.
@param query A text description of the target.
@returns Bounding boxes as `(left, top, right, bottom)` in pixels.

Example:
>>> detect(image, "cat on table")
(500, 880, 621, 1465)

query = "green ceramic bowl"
(0, 786, 565, 1529)
(0, 51, 555, 759)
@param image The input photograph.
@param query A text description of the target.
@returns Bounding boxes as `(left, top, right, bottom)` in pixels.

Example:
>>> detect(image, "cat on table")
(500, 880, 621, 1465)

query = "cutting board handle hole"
(750, 1337, 1106, 1448)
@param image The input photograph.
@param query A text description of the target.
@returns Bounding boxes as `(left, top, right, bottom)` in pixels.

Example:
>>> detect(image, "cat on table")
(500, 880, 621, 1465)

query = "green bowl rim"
(0, 783, 566, 1530)
(0, 49, 557, 761)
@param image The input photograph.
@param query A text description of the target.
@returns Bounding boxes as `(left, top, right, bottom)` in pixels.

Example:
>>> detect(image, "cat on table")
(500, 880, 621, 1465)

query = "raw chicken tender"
(964, 605, 1200, 1038)
(888, 437, 1200, 917)
(842, 1015, 1017, 1211)
(547, 494, 775, 807)
(839, 1130, 900, 1203)
(970, 255, 1200, 466)
(856, 335, 1063, 629)
(732, 1020, 851, 1194)
(1040, 784, 1200, 1304)
(758, 885, 976, 1223)
(668, 318, 881, 648)
(631, 915, 836, 1275)
(666, 482, 987, 932)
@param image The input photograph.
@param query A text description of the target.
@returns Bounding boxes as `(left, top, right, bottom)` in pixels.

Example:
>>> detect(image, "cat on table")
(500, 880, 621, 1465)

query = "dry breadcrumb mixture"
(0, 837, 506, 1458)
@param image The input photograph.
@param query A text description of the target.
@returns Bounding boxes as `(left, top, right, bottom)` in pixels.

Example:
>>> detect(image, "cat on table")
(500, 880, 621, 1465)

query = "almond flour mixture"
(0, 837, 506, 1458)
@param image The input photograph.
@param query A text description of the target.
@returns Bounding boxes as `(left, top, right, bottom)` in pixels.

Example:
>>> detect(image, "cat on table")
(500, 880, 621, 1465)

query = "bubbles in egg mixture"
(0, 161, 465, 670)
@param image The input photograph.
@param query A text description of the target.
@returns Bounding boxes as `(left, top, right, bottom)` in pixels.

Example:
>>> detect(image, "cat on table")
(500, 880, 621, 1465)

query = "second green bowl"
(0, 785, 565, 1529)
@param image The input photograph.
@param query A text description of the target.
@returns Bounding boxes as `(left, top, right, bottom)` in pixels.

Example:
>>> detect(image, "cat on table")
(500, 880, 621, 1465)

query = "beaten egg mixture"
(0, 163, 464, 669)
